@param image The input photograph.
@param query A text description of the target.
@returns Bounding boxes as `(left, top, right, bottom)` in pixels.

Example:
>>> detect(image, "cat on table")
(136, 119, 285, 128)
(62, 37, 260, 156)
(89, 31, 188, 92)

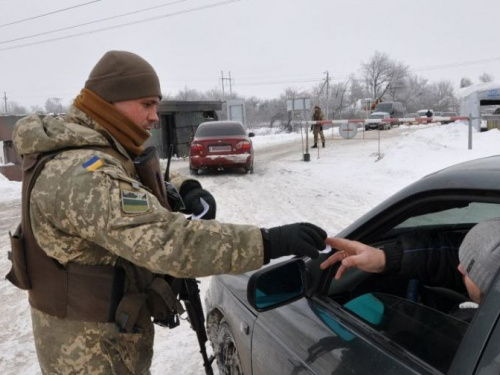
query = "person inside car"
(320, 217, 500, 322)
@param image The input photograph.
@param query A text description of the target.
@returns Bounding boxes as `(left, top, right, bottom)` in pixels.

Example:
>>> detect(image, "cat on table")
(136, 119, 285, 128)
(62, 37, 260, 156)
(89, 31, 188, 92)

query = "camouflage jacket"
(13, 107, 264, 375)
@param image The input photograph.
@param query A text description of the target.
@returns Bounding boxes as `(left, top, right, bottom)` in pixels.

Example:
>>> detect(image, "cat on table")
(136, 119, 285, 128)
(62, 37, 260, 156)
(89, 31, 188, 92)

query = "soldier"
(311, 105, 326, 148)
(8, 51, 327, 375)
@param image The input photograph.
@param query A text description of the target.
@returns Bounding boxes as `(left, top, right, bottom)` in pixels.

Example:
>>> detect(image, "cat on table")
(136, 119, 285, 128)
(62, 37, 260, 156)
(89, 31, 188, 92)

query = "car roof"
(199, 120, 244, 127)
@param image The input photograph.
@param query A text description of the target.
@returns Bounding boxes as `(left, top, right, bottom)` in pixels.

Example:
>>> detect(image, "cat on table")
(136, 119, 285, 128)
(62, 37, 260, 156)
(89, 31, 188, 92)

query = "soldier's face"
(113, 97, 160, 131)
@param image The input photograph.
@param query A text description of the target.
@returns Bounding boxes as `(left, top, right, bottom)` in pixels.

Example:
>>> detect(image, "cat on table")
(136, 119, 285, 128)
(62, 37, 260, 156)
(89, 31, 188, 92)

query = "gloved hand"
(310, 125, 314, 132)
(182, 188, 217, 219)
(260, 223, 327, 263)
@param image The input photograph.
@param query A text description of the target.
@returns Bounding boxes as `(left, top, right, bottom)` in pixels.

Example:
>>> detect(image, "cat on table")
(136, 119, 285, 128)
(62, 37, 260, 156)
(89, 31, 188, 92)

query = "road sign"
(339, 123, 358, 139)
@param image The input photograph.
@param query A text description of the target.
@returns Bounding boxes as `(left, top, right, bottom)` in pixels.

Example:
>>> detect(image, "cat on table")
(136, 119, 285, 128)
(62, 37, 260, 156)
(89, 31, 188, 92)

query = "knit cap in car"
(85, 50, 162, 102)
(459, 217, 500, 293)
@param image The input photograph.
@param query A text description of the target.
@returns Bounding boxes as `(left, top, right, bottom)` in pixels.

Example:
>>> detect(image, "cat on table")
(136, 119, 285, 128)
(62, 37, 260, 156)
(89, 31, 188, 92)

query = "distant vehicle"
(417, 109, 434, 118)
(189, 121, 255, 175)
(206, 155, 500, 375)
(373, 101, 405, 119)
(365, 112, 391, 130)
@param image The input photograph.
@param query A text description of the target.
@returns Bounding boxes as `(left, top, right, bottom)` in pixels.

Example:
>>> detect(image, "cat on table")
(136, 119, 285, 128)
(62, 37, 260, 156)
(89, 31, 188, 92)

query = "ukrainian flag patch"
(83, 156, 103, 171)
(121, 190, 150, 213)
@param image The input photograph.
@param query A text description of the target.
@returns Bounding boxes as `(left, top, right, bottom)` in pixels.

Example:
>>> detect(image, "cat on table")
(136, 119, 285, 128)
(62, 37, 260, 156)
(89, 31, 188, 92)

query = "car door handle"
(240, 322, 250, 335)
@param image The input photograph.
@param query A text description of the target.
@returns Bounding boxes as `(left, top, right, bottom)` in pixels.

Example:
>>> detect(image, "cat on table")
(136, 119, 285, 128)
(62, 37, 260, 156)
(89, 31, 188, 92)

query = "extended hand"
(320, 237, 385, 280)
(261, 223, 327, 263)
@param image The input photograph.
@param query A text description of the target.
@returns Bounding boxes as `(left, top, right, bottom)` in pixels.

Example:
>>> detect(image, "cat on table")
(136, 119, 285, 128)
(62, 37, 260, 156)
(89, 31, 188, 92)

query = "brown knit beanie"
(85, 50, 162, 102)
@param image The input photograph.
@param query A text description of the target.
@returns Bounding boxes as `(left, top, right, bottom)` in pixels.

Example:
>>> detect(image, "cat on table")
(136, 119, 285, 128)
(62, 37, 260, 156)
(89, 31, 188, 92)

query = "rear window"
(196, 123, 246, 137)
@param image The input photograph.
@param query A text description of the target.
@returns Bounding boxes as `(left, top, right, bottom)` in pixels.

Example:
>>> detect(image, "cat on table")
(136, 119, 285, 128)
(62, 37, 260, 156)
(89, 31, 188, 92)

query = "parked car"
(373, 101, 405, 119)
(205, 155, 500, 375)
(189, 121, 255, 175)
(365, 111, 391, 130)
(417, 109, 434, 118)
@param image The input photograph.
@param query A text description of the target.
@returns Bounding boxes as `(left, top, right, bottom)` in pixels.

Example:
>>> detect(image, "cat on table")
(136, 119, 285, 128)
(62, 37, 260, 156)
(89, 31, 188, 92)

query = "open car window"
(394, 202, 500, 229)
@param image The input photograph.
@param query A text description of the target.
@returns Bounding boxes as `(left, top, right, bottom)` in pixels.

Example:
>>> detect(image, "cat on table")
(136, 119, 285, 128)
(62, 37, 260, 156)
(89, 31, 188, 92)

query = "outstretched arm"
(320, 237, 386, 280)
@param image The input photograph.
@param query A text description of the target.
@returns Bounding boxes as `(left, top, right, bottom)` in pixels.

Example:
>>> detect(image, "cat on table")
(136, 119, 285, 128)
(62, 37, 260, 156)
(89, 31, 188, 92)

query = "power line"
(0, 1, 102, 28)
(0, 0, 241, 52)
(412, 56, 500, 73)
(0, 0, 188, 45)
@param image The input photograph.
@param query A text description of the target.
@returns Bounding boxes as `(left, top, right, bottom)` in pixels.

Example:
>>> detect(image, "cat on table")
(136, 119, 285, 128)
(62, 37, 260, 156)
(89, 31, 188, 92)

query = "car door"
(251, 296, 432, 375)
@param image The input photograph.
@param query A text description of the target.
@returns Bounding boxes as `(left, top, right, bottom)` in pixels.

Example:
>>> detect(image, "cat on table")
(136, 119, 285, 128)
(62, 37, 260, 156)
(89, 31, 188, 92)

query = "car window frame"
(315, 191, 500, 374)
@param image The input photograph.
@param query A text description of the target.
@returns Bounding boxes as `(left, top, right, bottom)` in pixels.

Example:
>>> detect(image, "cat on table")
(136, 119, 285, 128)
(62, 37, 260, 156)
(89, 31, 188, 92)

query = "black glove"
(260, 223, 327, 264)
(182, 188, 217, 220)
(310, 125, 314, 132)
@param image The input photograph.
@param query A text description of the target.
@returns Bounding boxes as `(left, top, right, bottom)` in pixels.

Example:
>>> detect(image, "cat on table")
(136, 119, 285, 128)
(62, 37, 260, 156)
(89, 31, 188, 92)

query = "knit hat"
(459, 217, 500, 294)
(85, 50, 162, 102)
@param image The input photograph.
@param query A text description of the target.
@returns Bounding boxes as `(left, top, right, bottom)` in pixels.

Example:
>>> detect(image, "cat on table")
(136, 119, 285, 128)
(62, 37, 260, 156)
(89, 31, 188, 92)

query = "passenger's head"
(458, 218, 500, 303)
(85, 50, 161, 129)
(314, 106, 320, 111)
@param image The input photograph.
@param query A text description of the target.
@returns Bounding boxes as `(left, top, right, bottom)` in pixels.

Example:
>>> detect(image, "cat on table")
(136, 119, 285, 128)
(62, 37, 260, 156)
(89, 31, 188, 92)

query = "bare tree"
(45, 98, 66, 114)
(460, 77, 473, 88)
(174, 86, 204, 101)
(6, 101, 28, 115)
(429, 80, 458, 111)
(399, 75, 429, 113)
(479, 72, 494, 83)
(361, 51, 409, 101)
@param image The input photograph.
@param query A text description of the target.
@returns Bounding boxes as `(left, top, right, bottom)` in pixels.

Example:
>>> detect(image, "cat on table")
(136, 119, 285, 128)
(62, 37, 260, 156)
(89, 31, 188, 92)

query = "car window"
(394, 202, 500, 229)
(195, 123, 246, 137)
(343, 293, 468, 374)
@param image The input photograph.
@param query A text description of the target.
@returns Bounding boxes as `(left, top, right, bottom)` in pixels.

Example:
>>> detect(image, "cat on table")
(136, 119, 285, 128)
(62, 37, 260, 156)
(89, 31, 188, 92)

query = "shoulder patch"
(83, 155, 103, 171)
(121, 190, 150, 213)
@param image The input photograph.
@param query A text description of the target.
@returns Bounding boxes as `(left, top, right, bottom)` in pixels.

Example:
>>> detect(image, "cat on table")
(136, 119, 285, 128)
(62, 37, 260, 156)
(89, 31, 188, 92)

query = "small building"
(148, 101, 222, 158)
(459, 82, 500, 131)
(0, 115, 25, 181)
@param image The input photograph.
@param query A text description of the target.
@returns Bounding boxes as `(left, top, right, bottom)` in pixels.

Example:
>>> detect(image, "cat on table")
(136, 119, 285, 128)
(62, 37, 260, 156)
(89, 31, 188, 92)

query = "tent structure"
(459, 82, 500, 131)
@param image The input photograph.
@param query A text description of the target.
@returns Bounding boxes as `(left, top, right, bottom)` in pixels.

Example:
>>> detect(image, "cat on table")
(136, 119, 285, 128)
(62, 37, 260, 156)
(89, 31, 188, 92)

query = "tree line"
(2, 51, 495, 128)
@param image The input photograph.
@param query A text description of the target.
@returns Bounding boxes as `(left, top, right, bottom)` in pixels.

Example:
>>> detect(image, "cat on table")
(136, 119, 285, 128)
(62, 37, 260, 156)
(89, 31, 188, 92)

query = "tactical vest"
(6, 146, 183, 332)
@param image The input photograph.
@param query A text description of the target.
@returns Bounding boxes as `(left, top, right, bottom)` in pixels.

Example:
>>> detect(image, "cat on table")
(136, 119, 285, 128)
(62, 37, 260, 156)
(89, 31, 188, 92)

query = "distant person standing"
(426, 109, 433, 118)
(311, 105, 326, 148)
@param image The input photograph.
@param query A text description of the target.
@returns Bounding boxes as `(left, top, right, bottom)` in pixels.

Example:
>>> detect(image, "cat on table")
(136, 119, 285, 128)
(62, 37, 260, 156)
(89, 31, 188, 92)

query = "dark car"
(205, 155, 500, 375)
(189, 121, 255, 175)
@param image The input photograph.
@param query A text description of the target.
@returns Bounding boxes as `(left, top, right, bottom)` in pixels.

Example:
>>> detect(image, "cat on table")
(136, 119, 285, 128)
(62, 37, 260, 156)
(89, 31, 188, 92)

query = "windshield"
(375, 104, 392, 112)
(369, 114, 385, 119)
(196, 122, 246, 137)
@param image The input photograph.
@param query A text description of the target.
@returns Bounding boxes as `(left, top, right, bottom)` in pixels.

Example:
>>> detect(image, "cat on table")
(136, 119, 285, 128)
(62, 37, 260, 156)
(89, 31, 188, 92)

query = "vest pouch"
(6, 224, 32, 290)
(147, 277, 184, 324)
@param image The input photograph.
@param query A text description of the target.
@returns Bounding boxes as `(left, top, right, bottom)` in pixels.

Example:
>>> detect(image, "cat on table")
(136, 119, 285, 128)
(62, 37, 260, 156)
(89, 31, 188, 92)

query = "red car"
(189, 121, 255, 175)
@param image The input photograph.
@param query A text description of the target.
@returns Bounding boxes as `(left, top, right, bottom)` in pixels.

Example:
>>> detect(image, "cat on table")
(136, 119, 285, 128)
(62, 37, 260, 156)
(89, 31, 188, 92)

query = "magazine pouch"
(6, 223, 32, 290)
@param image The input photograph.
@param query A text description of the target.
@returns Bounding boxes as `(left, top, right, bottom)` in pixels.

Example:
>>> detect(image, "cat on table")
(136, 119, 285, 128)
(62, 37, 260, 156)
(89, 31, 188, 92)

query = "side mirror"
(247, 258, 306, 312)
(248, 132, 255, 137)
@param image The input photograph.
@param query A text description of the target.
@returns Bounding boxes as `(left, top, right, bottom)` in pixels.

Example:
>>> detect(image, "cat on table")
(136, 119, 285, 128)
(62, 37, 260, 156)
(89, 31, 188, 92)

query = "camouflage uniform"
(312, 108, 326, 146)
(13, 107, 264, 375)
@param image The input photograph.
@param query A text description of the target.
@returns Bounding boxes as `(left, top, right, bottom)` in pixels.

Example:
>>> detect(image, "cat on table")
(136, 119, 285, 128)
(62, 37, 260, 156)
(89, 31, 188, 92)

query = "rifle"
(134, 145, 215, 374)
(163, 145, 215, 375)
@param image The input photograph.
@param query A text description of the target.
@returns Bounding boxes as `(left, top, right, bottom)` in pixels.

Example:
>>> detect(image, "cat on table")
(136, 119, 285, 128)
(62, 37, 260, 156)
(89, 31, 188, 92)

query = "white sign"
(286, 98, 311, 112)
(339, 123, 358, 139)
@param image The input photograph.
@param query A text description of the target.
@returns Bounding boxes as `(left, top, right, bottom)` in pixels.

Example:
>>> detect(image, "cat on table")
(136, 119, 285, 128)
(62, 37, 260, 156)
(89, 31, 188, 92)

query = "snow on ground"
(0, 122, 499, 374)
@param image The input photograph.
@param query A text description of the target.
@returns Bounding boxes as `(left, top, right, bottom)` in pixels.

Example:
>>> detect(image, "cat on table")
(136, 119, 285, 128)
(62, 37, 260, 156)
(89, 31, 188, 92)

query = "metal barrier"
(298, 116, 473, 161)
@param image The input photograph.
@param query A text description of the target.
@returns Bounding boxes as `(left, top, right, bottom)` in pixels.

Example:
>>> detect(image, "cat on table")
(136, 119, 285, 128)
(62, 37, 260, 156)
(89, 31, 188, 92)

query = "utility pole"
(220, 71, 234, 99)
(3, 92, 7, 115)
(324, 71, 330, 120)
(220, 71, 225, 100)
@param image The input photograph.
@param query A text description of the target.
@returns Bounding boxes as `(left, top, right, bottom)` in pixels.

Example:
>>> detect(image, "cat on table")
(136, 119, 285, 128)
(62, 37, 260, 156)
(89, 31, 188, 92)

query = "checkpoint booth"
(460, 82, 500, 131)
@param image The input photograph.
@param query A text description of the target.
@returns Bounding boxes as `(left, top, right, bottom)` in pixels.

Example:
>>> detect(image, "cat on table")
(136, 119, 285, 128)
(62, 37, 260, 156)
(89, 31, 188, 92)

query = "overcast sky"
(1, 0, 499, 108)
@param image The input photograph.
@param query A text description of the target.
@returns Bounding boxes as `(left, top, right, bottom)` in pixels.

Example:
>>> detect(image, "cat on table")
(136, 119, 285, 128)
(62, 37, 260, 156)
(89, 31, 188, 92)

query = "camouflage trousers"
(31, 307, 154, 375)
(313, 127, 325, 144)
